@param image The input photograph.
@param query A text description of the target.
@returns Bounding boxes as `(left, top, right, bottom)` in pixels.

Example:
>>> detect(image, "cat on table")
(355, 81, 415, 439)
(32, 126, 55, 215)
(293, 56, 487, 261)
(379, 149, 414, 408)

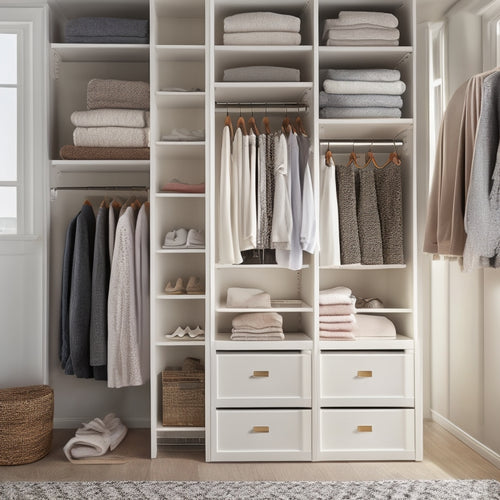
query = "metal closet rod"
(51, 186, 149, 191)
(216, 101, 308, 111)
(320, 140, 404, 147)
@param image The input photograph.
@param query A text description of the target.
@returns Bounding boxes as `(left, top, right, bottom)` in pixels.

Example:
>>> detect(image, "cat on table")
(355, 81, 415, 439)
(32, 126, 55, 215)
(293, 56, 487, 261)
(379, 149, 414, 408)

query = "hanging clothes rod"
(216, 101, 308, 112)
(320, 140, 403, 147)
(50, 186, 149, 201)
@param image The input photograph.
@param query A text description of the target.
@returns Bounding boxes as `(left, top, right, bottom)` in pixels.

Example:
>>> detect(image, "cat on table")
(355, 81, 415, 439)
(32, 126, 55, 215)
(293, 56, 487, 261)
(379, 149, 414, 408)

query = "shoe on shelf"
(164, 277, 185, 294)
(355, 297, 384, 309)
(162, 228, 188, 248)
(186, 276, 204, 295)
(186, 326, 205, 338)
(165, 326, 187, 338)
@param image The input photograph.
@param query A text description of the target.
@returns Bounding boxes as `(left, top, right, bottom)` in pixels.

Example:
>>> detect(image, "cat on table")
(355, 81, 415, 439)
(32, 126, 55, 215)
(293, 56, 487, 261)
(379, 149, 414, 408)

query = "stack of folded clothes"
(223, 66, 300, 82)
(60, 79, 150, 160)
(320, 68, 405, 118)
(322, 11, 399, 46)
(319, 286, 357, 339)
(64, 17, 149, 44)
(231, 312, 284, 340)
(223, 12, 301, 46)
(162, 228, 205, 249)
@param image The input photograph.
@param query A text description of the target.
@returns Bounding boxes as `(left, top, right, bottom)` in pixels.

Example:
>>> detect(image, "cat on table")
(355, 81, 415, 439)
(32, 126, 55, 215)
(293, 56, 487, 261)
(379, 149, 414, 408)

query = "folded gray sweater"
(65, 17, 149, 39)
(65, 35, 148, 44)
(224, 12, 300, 33)
(324, 68, 401, 82)
(320, 107, 402, 119)
(223, 66, 300, 82)
(319, 92, 403, 108)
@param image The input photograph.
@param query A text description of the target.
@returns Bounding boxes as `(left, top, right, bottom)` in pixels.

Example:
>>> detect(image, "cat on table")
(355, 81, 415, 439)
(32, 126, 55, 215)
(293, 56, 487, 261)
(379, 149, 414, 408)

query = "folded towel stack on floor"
(320, 68, 405, 119)
(60, 79, 150, 159)
(319, 286, 357, 339)
(64, 17, 149, 44)
(322, 11, 399, 46)
(231, 312, 284, 340)
(223, 11, 301, 46)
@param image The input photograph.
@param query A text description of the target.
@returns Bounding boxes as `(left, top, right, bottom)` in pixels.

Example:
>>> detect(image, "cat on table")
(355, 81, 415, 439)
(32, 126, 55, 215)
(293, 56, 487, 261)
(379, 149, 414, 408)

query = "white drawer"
(320, 351, 414, 406)
(216, 352, 311, 407)
(319, 409, 415, 461)
(214, 409, 311, 461)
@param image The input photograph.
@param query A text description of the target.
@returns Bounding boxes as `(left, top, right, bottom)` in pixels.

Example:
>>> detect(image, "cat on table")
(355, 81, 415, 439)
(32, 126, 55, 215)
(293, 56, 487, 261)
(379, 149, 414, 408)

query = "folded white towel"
(318, 314, 356, 323)
(324, 68, 401, 82)
(319, 286, 353, 305)
(73, 127, 150, 147)
(325, 27, 399, 41)
(230, 332, 285, 340)
(71, 109, 150, 128)
(323, 79, 406, 96)
(223, 32, 301, 46)
(338, 11, 399, 28)
(320, 330, 355, 340)
(226, 287, 272, 308)
(326, 39, 399, 46)
(224, 12, 300, 33)
(320, 107, 402, 119)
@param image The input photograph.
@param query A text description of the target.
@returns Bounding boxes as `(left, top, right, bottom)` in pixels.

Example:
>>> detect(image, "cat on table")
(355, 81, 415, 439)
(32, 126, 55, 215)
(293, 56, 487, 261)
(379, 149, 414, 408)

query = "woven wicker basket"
(162, 366, 204, 427)
(0, 385, 54, 465)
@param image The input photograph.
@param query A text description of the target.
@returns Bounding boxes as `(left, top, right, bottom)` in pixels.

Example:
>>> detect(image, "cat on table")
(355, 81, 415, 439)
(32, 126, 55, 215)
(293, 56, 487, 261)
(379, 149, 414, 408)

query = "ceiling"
(416, 0, 460, 22)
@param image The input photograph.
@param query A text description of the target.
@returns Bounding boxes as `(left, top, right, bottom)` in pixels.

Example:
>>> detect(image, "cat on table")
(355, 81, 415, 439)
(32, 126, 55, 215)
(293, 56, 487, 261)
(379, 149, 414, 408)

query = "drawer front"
(215, 409, 311, 461)
(320, 409, 415, 460)
(320, 351, 414, 406)
(216, 352, 311, 407)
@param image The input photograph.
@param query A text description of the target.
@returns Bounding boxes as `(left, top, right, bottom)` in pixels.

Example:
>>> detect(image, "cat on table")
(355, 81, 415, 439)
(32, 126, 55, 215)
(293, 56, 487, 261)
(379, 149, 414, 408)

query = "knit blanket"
(73, 127, 150, 148)
(71, 109, 150, 128)
(87, 79, 150, 110)
(320, 107, 402, 119)
(59, 145, 150, 160)
(337, 11, 399, 28)
(324, 68, 401, 82)
(323, 79, 406, 95)
(224, 12, 300, 33)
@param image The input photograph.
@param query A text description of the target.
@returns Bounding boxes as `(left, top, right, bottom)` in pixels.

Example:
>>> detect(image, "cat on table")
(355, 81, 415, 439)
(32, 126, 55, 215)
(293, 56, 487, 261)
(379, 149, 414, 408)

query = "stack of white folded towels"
(319, 286, 357, 339)
(223, 11, 301, 46)
(71, 79, 150, 148)
(322, 11, 399, 46)
(231, 312, 284, 340)
(320, 68, 406, 119)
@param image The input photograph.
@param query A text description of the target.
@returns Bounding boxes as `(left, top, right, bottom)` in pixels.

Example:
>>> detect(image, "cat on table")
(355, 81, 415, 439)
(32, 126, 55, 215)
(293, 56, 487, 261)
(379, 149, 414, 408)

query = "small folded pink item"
(319, 303, 356, 315)
(319, 314, 355, 324)
(320, 330, 355, 339)
(319, 322, 354, 332)
(160, 180, 205, 193)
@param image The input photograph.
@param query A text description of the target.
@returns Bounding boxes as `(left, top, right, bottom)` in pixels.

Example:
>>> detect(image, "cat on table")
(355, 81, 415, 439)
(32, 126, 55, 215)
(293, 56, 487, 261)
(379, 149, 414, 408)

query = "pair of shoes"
(355, 297, 384, 309)
(164, 276, 204, 295)
(162, 228, 204, 249)
(63, 413, 128, 464)
(165, 326, 205, 339)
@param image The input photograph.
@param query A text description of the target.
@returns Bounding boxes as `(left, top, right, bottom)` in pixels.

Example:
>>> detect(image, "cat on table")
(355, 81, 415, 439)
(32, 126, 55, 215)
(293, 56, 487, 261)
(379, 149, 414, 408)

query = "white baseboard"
(431, 410, 500, 468)
(54, 416, 150, 429)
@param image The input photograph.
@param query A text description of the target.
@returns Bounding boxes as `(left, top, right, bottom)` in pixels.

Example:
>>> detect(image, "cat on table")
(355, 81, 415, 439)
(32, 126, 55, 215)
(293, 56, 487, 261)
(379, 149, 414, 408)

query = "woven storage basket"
(162, 367, 204, 427)
(0, 385, 54, 465)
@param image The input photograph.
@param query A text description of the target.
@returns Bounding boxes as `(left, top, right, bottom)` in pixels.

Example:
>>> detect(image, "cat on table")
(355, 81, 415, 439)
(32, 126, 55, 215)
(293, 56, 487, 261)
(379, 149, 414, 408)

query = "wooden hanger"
(262, 104, 271, 134)
(346, 144, 363, 169)
(248, 108, 260, 136)
(236, 106, 247, 135)
(282, 107, 296, 134)
(376, 141, 402, 169)
(224, 107, 234, 139)
(325, 142, 333, 165)
(364, 143, 378, 168)
(295, 115, 307, 136)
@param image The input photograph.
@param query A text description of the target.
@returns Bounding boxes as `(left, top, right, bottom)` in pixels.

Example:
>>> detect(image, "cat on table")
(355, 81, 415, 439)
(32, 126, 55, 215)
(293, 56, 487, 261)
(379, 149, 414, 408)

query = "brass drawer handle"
(252, 426, 269, 433)
(252, 370, 269, 377)
(357, 370, 373, 378)
(357, 425, 373, 432)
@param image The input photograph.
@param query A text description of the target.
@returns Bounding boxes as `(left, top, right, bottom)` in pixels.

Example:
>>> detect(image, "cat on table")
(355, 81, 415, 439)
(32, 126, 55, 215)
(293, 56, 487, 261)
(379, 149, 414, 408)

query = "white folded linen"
(319, 286, 353, 305)
(338, 11, 399, 28)
(319, 330, 355, 340)
(223, 32, 301, 46)
(232, 312, 283, 330)
(323, 19, 398, 36)
(226, 287, 272, 308)
(230, 332, 285, 340)
(224, 12, 300, 33)
(326, 39, 399, 46)
(323, 79, 406, 95)
(73, 126, 150, 147)
(320, 107, 402, 119)
(71, 109, 150, 128)
(325, 27, 399, 41)
(223, 66, 300, 82)
(319, 322, 354, 332)
(319, 314, 356, 324)
(319, 91, 403, 108)
(324, 68, 401, 82)
(352, 314, 396, 338)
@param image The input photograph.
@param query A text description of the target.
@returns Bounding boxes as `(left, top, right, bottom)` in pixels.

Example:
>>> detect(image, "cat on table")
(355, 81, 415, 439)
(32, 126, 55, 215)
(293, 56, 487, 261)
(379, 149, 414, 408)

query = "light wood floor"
(0, 421, 498, 482)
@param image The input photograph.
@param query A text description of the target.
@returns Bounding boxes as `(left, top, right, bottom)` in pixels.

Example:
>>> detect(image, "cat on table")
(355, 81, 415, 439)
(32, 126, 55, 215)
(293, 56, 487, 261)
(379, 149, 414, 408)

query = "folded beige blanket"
(223, 32, 301, 46)
(232, 312, 283, 330)
(224, 12, 300, 33)
(71, 109, 150, 128)
(59, 145, 150, 160)
(324, 27, 399, 42)
(231, 332, 285, 340)
(87, 79, 150, 110)
(320, 330, 355, 340)
(319, 314, 355, 324)
(319, 303, 356, 315)
(73, 127, 150, 148)
(338, 11, 399, 28)
(352, 314, 396, 338)
(323, 79, 406, 96)
(232, 327, 283, 334)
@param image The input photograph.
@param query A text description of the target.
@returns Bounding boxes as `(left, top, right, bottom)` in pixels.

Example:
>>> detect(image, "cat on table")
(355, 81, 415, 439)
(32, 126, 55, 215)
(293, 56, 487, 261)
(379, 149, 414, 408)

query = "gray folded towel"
(65, 17, 148, 40)
(325, 27, 400, 41)
(326, 39, 399, 46)
(73, 127, 150, 148)
(65, 35, 148, 44)
(324, 68, 401, 82)
(336, 165, 361, 264)
(320, 107, 402, 119)
(338, 11, 399, 28)
(323, 19, 398, 37)
(223, 32, 301, 46)
(357, 166, 383, 265)
(223, 66, 300, 82)
(323, 79, 406, 95)
(319, 92, 403, 108)
(87, 79, 150, 110)
(71, 109, 150, 128)
(224, 12, 300, 33)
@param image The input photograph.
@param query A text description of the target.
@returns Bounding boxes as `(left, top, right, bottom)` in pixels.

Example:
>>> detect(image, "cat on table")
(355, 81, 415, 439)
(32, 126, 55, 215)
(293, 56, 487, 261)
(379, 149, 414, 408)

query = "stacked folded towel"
(319, 286, 357, 339)
(223, 66, 300, 82)
(64, 17, 149, 44)
(223, 12, 301, 46)
(61, 79, 150, 159)
(322, 11, 399, 46)
(320, 68, 405, 119)
(162, 228, 205, 249)
(231, 312, 284, 340)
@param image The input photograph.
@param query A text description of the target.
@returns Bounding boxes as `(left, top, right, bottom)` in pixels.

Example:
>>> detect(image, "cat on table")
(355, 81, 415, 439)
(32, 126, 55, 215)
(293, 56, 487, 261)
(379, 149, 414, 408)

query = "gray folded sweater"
(320, 107, 402, 119)
(324, 68, 401, 82)
(319, 92, 403, 108)
(224, 12, 300, 33)
(87, 79, 150, 110)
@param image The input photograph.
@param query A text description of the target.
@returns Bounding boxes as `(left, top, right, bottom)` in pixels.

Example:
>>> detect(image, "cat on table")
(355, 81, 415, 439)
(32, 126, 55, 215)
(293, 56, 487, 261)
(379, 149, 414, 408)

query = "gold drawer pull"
(357, 370, 373, 378)
(253, 370, 269, 377)
(252, 426, 269, 433)
(357, 425, 373, 433)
